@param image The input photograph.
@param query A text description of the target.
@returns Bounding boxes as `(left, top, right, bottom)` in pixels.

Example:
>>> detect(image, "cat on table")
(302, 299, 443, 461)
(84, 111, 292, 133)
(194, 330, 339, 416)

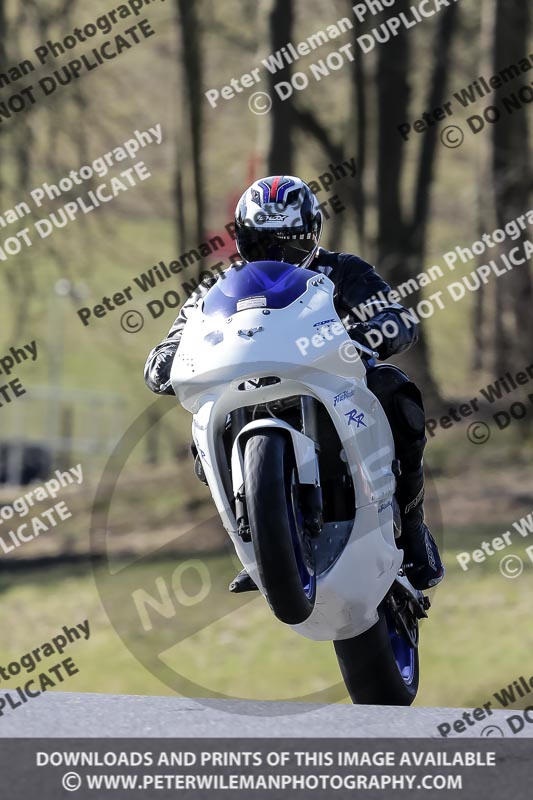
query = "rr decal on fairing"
(345, 408, 367, 427)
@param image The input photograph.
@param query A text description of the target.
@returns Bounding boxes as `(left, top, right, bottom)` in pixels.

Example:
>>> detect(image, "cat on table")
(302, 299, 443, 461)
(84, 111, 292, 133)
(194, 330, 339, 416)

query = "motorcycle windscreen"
(202, 260, 315, 317)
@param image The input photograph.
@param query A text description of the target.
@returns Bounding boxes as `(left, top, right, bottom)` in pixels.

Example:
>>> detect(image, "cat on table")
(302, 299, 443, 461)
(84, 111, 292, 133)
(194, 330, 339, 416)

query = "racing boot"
(396, 465, 444, 590)
(190, 442, 208, 485)
(194, 454, 208, 485)
(229, 569, 258, 593)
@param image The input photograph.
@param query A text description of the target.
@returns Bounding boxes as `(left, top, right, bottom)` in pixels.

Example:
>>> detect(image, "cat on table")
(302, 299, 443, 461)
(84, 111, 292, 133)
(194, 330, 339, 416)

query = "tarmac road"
(0, 691, 530, 738)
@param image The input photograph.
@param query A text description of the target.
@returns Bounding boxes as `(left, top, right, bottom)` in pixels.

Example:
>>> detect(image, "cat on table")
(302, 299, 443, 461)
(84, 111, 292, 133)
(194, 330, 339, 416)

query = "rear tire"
(333, 608, 419, 705)
(244, 431, 316, 625)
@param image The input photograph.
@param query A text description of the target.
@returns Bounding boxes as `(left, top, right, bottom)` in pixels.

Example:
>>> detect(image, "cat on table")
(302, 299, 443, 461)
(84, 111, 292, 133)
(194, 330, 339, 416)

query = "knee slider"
(394, 385, 426, 438)
(366, 364, 410, 400)
(366, 366, 427, 466)
(366, 365, 412, 419)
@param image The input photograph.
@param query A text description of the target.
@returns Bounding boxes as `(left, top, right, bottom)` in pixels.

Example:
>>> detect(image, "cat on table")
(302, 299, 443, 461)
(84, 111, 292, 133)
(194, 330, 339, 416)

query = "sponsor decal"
(345, 407, 367, 428)
(255, 213, 288, 223)
(313, 318, 336, 328)
(236, 296, 267, 311)
(333, 389, 355, 406)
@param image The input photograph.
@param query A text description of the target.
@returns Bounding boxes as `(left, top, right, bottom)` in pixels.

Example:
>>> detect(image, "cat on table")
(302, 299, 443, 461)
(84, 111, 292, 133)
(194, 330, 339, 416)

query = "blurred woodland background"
(0, 0, 531, 710)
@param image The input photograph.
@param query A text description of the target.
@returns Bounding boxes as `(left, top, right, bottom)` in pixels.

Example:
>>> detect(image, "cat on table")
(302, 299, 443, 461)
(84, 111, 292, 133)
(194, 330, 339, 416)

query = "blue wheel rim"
(288, 474, 316, 600)
(385, 610, 416, 685)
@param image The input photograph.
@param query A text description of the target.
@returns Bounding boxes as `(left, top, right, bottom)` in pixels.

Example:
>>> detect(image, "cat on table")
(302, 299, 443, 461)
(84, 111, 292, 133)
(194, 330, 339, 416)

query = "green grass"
(0, 527, 532, 711)
(418, 530, 533, 709)
(0, 0, 531, 721)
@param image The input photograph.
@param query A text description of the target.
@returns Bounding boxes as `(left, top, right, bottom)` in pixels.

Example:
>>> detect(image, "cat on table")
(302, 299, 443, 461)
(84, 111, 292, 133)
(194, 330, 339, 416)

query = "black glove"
(159, 379, 174, 395)
(348, 322, 380, 353)
(144, 342, 178, 395)
(348, 309, 418, 361)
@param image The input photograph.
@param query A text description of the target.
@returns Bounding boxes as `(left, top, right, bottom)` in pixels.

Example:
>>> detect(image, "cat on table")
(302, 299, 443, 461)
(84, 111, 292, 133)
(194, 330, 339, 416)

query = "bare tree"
(472, 2, 494, 373)
(0, 0, 7, 200)
(491, 0, 532, 374)
(266, 0, 294, 174)
(376, 1, 460, 403)
(350, 18, 368, 249)
(177, 0, 205, 256)
(282, 3, 459, 401)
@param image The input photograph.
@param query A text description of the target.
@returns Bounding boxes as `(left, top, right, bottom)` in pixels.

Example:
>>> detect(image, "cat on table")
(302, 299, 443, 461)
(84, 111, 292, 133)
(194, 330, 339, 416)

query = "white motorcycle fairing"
(171, 263, 403, 641)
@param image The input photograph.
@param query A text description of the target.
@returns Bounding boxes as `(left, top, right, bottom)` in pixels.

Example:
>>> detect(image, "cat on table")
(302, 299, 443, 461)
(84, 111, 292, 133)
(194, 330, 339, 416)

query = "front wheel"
(333, 602, 419, 706)
(244, 431, 317, 625)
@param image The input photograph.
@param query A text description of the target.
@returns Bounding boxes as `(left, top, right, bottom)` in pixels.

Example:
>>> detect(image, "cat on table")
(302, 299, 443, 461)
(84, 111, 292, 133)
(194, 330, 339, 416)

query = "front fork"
(232, 408, 250, 541)
(299, 396, 323, 537)
(232, 398, 324, 542)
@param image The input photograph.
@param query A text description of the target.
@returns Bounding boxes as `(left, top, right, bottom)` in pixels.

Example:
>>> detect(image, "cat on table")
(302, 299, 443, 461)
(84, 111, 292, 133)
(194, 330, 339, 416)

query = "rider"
(144, 176, 445, 592)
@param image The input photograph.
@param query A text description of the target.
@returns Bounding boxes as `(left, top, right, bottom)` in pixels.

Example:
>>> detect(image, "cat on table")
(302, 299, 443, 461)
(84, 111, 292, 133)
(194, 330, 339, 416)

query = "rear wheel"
(244, 431, 316, 625)
(333, 596, 419, 706)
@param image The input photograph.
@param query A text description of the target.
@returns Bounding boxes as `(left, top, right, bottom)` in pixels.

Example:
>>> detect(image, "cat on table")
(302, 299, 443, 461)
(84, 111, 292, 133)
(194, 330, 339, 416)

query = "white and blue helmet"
(235, 175, 322, 268)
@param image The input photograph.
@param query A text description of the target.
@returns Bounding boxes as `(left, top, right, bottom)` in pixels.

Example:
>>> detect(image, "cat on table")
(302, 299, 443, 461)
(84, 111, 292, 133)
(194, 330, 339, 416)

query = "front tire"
(244, 431, 316, 625)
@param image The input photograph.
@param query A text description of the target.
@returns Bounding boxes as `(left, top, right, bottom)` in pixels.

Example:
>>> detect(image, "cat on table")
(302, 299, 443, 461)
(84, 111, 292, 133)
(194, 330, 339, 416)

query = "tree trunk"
(0, 0, 6, 198)
(267, 0, 294, 174)
(472, 1, 495, 374)
(177, 0, 205, 261)
(352, 29, 367, 249)
(376, 5, 410, 280)
(491, 0, 532, 375)
(376, 1, 459, 405)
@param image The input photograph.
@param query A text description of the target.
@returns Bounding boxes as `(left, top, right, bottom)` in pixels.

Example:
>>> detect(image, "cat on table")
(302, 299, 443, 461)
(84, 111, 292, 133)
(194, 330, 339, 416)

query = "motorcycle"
(171, 259, 431, 705)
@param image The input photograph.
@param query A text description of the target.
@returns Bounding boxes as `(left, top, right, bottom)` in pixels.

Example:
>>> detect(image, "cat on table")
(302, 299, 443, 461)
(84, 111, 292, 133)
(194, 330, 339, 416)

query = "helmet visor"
(237, 228, 317, 266)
